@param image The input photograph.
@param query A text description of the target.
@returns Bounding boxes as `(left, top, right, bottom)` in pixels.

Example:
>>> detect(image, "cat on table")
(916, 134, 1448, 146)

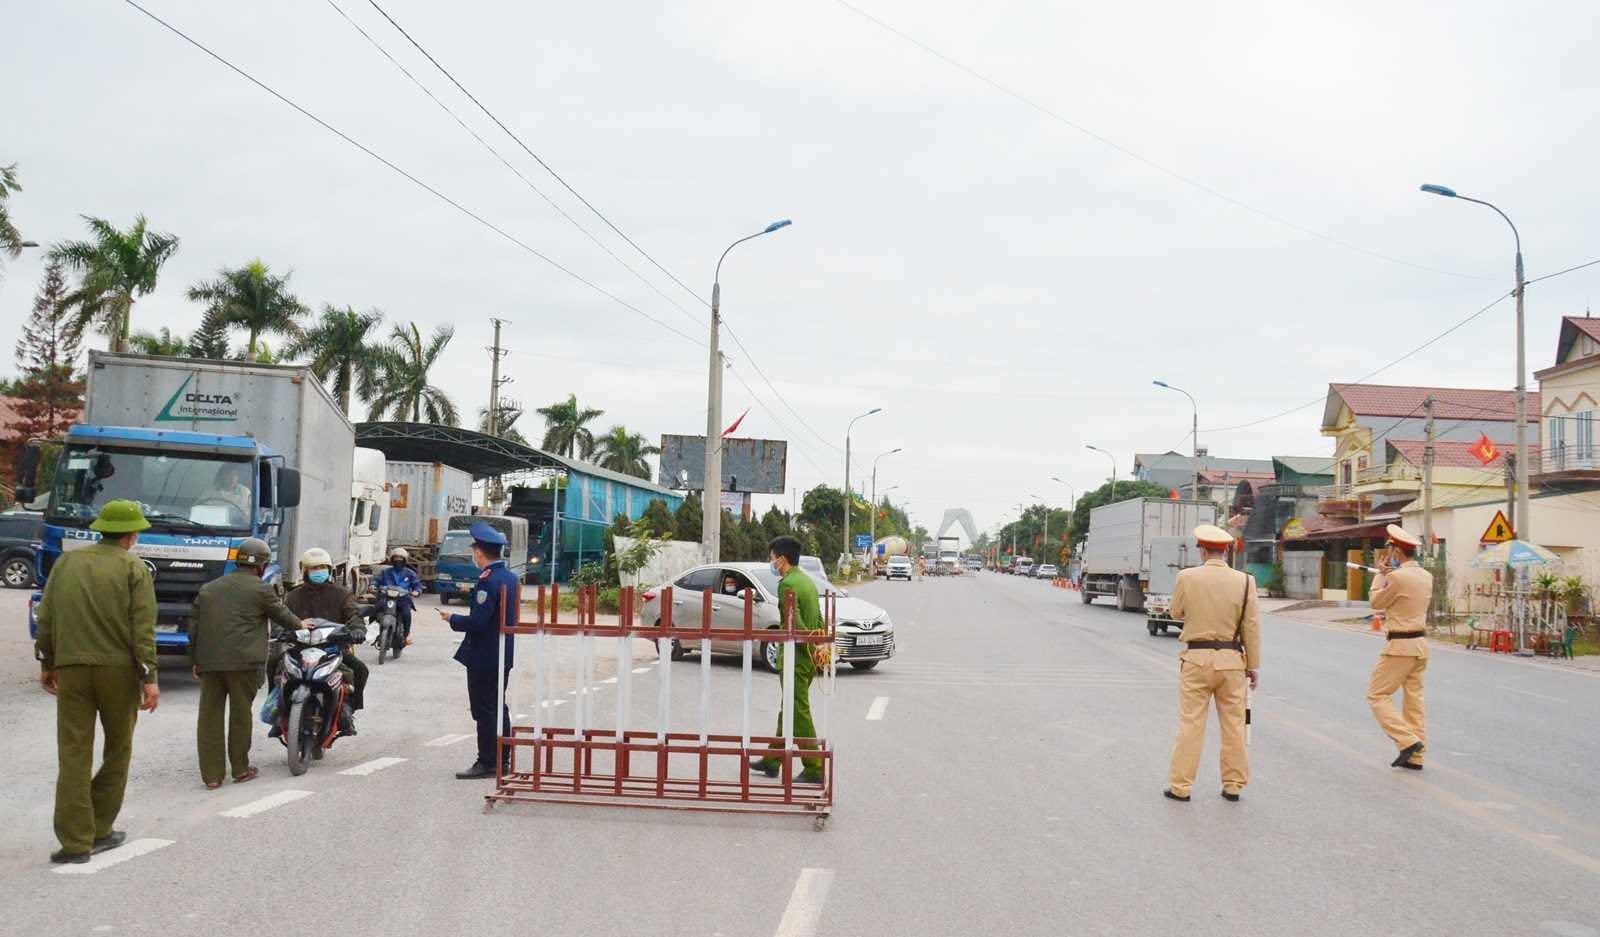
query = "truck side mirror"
(275, 468, 302, 509)
(13, 441, 41, 504)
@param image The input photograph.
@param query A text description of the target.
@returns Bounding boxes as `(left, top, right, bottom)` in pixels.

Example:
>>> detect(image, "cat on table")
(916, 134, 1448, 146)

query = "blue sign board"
(876, 543, 885, 556)
(854, 534, 872, 550)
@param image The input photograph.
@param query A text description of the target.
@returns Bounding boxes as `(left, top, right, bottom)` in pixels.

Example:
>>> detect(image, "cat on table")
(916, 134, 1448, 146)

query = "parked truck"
(348, 446, 390, 596)
(383, 460, 473, 584)
(434, 513, 529, 603)
(1079, 497, 1219, 617)
(17, 352, 354, 653)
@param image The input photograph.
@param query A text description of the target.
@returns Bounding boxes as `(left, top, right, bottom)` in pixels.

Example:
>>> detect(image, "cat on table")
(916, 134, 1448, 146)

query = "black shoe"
(91, 831, 127, 853)
(50, 849, 90, 865)
(455, 762, 494, 780)
(1163, 789, 1191, 802)
(1221, 791, 1241, 802)
(1392, 741, 1425, 768)
(1399, 761, 1423, 771)
(267, 724, 283, 740)
(748, 757, 779, 779)
(797, 772, 824, 786)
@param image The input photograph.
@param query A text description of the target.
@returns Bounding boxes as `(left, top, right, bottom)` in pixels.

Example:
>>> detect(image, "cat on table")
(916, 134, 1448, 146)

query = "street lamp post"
(1012, 503, 1024, 560)
(1421, 183, 1531, 541)
(702, 219, 792, 562)
(843, 407, 882, 571)
(869, 448, 902, 567)
(1086, 445, 1118, 502)
(1029, 493, 1051, 563)
(1153, 380, 1200, 500)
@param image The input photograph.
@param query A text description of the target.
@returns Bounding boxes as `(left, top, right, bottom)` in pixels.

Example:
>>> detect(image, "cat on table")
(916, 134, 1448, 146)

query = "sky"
(4, 0, 1598, 544)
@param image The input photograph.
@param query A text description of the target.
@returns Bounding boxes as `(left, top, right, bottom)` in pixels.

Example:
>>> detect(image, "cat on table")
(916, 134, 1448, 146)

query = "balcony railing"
(1533, 449, 1600, 476)
(1318, 483, 1356, 502)
(1356, 463, 1421, 485)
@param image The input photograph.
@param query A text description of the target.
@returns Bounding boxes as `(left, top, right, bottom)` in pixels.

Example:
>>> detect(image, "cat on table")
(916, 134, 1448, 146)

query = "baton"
(1346, 561, 1385, 575)
(1245, 679, 1252, 745)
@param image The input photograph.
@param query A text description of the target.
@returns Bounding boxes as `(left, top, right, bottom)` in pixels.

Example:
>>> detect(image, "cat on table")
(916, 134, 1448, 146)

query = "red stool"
(1490, 630, 1514, 654)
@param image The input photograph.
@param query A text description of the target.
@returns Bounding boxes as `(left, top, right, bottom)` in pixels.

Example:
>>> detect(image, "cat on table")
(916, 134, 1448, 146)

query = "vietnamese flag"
(721, 408, 749, 438)
(1469, 433, 1500, 466)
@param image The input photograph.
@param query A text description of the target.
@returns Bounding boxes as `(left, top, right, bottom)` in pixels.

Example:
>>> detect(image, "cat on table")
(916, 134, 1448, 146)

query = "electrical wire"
(724, 361, 831, 477)
(830, 0, 1489, 282)
(120, 0, 707, 349)
(721, 321, 845, 452)
(1526, 256, 1600, 287)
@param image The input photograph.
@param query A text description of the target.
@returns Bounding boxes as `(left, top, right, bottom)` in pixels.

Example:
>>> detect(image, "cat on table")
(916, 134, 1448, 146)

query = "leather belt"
(1184, 640, 1242, 651)
(1386, 630, 1426, 640)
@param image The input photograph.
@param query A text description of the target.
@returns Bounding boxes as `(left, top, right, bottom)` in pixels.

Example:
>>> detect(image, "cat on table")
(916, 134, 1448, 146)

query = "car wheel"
(849, 661, 879, 671)
(2, 556, 33, 589)
(670, 638, 687, 662)
(761, 630, 781, 674)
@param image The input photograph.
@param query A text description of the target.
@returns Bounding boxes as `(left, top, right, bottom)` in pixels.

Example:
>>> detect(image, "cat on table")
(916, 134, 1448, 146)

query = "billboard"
(660, 435, 787, 494)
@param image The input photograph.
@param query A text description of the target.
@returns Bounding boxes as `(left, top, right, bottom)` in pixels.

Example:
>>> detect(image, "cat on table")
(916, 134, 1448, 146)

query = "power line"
(1526, 255, 1600, 287)
(724, 361, 831, 477)
(120, 0, 706, 349)
(722, 321, 845, 452)
(830, 0, 1489, 282)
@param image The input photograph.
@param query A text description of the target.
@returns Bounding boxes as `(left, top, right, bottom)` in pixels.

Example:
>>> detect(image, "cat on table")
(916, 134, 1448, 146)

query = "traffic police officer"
(1367, 524, 1431, 770)
(190, 537, 301, 789)
(34, 500, 159, 865)
(1165, 524, 1261, 803)
(438, 521, 519, 779)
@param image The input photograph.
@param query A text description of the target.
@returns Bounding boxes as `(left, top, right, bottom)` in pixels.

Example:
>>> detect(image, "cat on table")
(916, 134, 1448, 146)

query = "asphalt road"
(1, 574, 1597, 937)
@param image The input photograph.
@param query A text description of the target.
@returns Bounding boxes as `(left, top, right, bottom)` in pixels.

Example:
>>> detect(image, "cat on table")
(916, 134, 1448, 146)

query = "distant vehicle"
(436, 513, 529, 602)
(639, 562, 895, 672)
(1035, 563, 1059, 579)
(1081, 497, 1218, 613)
(0, 511, 42, 589)
(799, 554, 827, 578)
(886, 555, 913, 581)
(963, 556, 983, 572)
(1012, 557, 1034, 577)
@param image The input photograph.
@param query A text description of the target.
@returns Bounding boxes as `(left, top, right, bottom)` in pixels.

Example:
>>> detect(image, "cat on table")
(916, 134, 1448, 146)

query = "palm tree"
(128, 327, 189, 356)
(536, 394, 605, 459)
(594, 425, 661, 478)
(284, 304, 387, 416)
(50, 214, 180, 352)
(1, 163, 25, 277)
(187, 260, 307, 358)
(477, 401, 529, 446)
(366, 322, 459, 425)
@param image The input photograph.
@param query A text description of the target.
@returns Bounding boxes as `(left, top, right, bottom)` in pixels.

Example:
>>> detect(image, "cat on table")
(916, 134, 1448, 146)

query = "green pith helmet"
(235, 538, 272, 567)
(88, 500, 151, 535)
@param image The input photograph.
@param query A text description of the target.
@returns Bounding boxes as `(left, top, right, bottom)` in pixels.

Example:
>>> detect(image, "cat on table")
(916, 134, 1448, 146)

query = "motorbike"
(271, 619, 362, 776)
(371, 586, 410, 665)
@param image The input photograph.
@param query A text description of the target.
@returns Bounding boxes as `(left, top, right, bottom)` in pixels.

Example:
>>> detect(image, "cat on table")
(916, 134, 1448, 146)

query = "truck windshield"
(48, 445, 254, 534)
(440, 531, 474, 560)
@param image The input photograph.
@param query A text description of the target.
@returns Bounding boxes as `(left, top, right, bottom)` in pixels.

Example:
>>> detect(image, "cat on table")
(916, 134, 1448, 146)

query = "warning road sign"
(1479, 510, 1515, 544)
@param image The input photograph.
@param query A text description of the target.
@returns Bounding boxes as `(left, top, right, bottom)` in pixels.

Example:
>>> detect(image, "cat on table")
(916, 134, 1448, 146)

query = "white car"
(1035, 563, 1059, 579)
(886, 555, 912, 581)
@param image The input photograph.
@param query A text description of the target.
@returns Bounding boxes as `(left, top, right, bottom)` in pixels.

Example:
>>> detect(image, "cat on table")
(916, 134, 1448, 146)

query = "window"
(1549, 415, 1567, 460)
(1578, 411, 1595, 462)
(675, 568, 717, 593)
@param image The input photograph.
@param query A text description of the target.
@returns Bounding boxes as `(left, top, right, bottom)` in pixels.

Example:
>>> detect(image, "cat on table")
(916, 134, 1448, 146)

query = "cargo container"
(1080, 497, 1219, 613)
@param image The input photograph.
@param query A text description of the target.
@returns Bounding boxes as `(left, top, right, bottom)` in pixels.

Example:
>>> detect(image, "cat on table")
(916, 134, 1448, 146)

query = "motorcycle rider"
(374, 548, 422, 649)
(271, 548, 367, 736)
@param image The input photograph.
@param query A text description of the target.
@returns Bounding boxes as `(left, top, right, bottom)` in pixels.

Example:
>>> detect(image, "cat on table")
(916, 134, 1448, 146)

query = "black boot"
(1163, 789, 1191, 802)
(1392, 741, 1424, 768)
(455, 762, 494, 780)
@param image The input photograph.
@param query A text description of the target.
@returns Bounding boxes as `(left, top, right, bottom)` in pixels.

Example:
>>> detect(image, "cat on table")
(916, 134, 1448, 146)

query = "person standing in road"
(751, 535, 825, 784)
(189, 537, 300, 789)
(1367, 525, 1431, 770)
(34, 500, 160, 865)
(283, 548, 369, 720)
(438, 522, 519, 780)
(1164, 524, 1261, 803)
(374, 548, 422, 648)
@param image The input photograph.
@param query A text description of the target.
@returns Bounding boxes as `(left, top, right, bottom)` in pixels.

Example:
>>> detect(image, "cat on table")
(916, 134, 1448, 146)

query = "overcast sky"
(5, 0, 1598, 542)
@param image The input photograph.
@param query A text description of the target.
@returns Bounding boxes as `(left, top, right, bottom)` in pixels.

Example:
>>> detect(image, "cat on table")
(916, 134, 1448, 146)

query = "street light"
(1012, 502, 1024, 560)
(868, 448, 902, 564)
(702, 219, 793, 562)
(1153, 380, 1200, 499)
(1420, 183, 1530, 541)
(843, 407, 882, 570)
(1050, 476, 1075, 511)
(1086, 445, 1118, 502)
(1029, 492, 1053, 561)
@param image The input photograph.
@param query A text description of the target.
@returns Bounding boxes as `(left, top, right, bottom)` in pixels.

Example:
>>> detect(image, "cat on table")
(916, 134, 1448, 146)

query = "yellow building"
(1534, 315, 1600, 479)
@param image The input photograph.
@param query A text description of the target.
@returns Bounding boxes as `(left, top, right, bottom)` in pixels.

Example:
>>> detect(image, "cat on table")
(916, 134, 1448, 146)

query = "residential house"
(1132, 452, 1273, 494)
(1233, 457, 1331, 595)
(1534, 315, 1600, 481)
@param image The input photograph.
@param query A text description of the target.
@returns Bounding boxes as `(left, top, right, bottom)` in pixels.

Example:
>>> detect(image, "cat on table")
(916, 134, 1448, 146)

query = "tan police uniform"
(1367, 524, 1431, 768)
(1166, 526, 1261, 800)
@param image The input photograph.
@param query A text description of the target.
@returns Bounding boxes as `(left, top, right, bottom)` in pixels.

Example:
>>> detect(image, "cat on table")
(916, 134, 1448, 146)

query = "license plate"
(854, 634, 884, 647)
(155, 624, 179, 634)
(457, 583, 472, 592)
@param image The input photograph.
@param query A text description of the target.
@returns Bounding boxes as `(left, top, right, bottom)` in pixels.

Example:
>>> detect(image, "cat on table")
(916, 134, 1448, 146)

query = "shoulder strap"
(1232, 574, 1249, 650)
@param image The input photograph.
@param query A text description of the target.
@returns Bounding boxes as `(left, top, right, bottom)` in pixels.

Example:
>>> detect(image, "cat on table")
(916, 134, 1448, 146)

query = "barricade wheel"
(813, 816, 828, 832)
(670, 637, 687, 661)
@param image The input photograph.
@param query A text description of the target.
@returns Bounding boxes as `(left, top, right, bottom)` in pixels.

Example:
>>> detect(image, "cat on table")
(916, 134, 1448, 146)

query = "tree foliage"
(284, 304, 386, 416)
(594, 425, 660, 479)
(186, 259, 306, 358)
(5, 263, 84, 488)
(50, 214, 180, 351)
(187, 308, 231, 359)
(536, 393, 604, 459)
(0, 163, 25, 277)
(128, 327, 189, 356)
(366, 322, 459, 425)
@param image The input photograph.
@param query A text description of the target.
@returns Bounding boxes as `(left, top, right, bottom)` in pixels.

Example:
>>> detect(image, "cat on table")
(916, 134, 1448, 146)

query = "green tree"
(593, 425, 661, 479)
(1064, 480, 1172, 547)
(535, 394, 605, 459)
(366, 322, 459, 424)
(284, 304, 387, 416)
(50, 214, 180, 352)
(0, 163, 25, 279)
(186, 259, 306, 359)
(673, 494, 703, 543)
(477, 402, 529, 445)
(7, 261, 83, 452)
(187, 307, 231, 359)
(127, 327, 188, 356)
(639, 498, 675, 535)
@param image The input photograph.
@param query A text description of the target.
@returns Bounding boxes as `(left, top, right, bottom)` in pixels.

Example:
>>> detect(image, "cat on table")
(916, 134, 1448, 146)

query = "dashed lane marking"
(631, 667, 653, 674)
(774, 867, 834, 937)
(339, 757, 407, 777)
(51, 838, 174, 875)
(865, 696, 890, 721)
(425, 733, 474, 747)
(221, 789, 314, 818)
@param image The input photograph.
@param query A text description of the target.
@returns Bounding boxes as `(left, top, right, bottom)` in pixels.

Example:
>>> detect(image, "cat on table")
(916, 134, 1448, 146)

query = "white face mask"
(769, 560, 782, 577)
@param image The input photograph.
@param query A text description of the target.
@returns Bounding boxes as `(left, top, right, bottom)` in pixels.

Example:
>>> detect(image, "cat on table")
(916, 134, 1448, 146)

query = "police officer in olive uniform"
(190, 537, 301, 789)
(1367, 524, 1432, 770)
(34, 500, 160, 865)
(438, 522, 519, 779)
(1165, 524, 1261, 803)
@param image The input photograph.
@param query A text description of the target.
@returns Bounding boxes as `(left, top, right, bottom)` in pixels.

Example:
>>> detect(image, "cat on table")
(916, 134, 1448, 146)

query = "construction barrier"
(485, 584, 836, 829)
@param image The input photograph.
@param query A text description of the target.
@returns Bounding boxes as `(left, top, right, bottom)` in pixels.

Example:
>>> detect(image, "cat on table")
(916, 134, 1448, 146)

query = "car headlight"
(437, 574, 451, 582)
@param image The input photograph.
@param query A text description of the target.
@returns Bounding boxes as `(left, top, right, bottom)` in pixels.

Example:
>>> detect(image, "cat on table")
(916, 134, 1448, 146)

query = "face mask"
(769, 561, 782, 577)
(307, 568, 330, 585)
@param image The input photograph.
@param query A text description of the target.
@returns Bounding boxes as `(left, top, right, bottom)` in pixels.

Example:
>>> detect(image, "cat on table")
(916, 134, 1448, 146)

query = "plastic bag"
(259, 686, 281, 726)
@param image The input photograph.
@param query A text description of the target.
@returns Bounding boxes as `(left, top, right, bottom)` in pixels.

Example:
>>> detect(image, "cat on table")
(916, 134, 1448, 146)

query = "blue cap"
(469, 521, 508, 546)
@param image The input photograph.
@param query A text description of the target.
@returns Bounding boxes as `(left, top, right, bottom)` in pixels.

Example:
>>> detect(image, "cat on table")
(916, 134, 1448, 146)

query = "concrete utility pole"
(486, 318, 509, 514)
(1422, 395, 1435, 561)
(1504, 452, 1517, 534)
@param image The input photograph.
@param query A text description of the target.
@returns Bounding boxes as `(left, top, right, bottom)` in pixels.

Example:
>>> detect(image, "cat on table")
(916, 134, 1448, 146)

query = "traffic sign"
(854, 534, 871, 550)
(1479, 510, 1515, 544)
(875, 543, 885, 556)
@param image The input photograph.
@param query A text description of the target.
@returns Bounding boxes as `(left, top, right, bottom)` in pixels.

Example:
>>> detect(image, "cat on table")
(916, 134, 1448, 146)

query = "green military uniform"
(34, 507, 158, 859)
(190, 568, 300, 786)
(756, 566, 824, 779)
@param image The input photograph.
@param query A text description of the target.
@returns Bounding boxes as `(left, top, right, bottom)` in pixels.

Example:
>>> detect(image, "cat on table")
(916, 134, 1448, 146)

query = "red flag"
(1469, 433, 1500, 466)
(1169, 489, 1179, 499)
(720, 408, 749, 438)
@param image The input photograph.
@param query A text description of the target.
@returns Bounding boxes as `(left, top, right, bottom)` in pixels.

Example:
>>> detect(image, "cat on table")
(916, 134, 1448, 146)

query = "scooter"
(272, 619, 361, 776)
(371, 586, 410, 665)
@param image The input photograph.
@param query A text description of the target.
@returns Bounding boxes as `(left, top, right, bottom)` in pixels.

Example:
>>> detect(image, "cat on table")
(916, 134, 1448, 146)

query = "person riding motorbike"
(271, 548, 367, 736)
(373, 548, 422, 648)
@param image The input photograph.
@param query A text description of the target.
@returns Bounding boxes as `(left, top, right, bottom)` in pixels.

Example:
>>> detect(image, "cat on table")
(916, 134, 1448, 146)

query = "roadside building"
(1133, 452, 1273, 495)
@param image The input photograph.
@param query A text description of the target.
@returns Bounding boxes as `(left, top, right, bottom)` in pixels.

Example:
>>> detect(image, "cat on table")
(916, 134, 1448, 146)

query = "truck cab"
(435, 513, 529, 602)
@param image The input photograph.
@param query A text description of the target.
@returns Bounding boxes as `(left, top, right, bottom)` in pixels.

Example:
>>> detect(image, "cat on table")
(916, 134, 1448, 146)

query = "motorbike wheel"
(286, 701, 310, 776)
(378, 618, 392, 665)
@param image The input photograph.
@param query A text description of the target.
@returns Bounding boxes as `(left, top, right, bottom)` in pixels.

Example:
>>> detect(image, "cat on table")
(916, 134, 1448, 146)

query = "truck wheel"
(1115, 585, 1128, 612)
(1080, 587, 1092, 605)
(1147, 621, 1159, 636)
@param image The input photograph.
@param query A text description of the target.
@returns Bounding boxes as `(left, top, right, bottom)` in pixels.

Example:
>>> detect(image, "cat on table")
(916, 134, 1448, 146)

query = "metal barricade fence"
(485, 583, 836, 829)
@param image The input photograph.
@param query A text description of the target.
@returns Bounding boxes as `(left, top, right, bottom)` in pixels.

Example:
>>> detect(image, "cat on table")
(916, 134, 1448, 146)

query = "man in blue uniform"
(374, 547, 422, 648)
(437, 522, 518, 780)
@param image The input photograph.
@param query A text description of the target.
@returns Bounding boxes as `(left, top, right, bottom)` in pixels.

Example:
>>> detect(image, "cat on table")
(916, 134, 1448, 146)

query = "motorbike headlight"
(311, 658, 341, 681)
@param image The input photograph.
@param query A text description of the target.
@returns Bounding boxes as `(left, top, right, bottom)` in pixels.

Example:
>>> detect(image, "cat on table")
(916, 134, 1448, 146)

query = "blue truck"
(17, 352, 354, 652)
(434, 513, 529, 603)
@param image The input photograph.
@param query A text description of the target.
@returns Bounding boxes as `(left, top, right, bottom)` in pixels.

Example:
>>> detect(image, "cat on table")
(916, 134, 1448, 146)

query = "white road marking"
(52, 838, 174, 875)
(339, 757, 407, 777)
(865, 696, 890, 721)
(425, 733, 474, 747)
(1497, 685, 1565, 703)
(600, 676, 618, 684)
(774, 867, 834, 937)
(631, 666, 652, 674)
(221, 790, 314, 818)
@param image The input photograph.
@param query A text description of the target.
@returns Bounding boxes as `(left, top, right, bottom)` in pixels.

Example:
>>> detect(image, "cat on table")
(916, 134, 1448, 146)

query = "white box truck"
(384, 460, 473, 582)
(1080, 497, 1219, 615)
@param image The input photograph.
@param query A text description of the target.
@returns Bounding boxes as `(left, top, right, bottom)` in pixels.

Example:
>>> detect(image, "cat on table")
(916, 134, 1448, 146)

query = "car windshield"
(749, 566, 848, 598)
(48, 445, 254, 534)
(439, 531, 474, 560)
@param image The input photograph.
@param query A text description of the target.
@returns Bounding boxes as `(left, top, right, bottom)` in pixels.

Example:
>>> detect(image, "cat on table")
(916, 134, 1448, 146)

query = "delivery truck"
(383, 460, 473, 583)
(1080, 497, 1218, 616)
(16, 352, 354, 653)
